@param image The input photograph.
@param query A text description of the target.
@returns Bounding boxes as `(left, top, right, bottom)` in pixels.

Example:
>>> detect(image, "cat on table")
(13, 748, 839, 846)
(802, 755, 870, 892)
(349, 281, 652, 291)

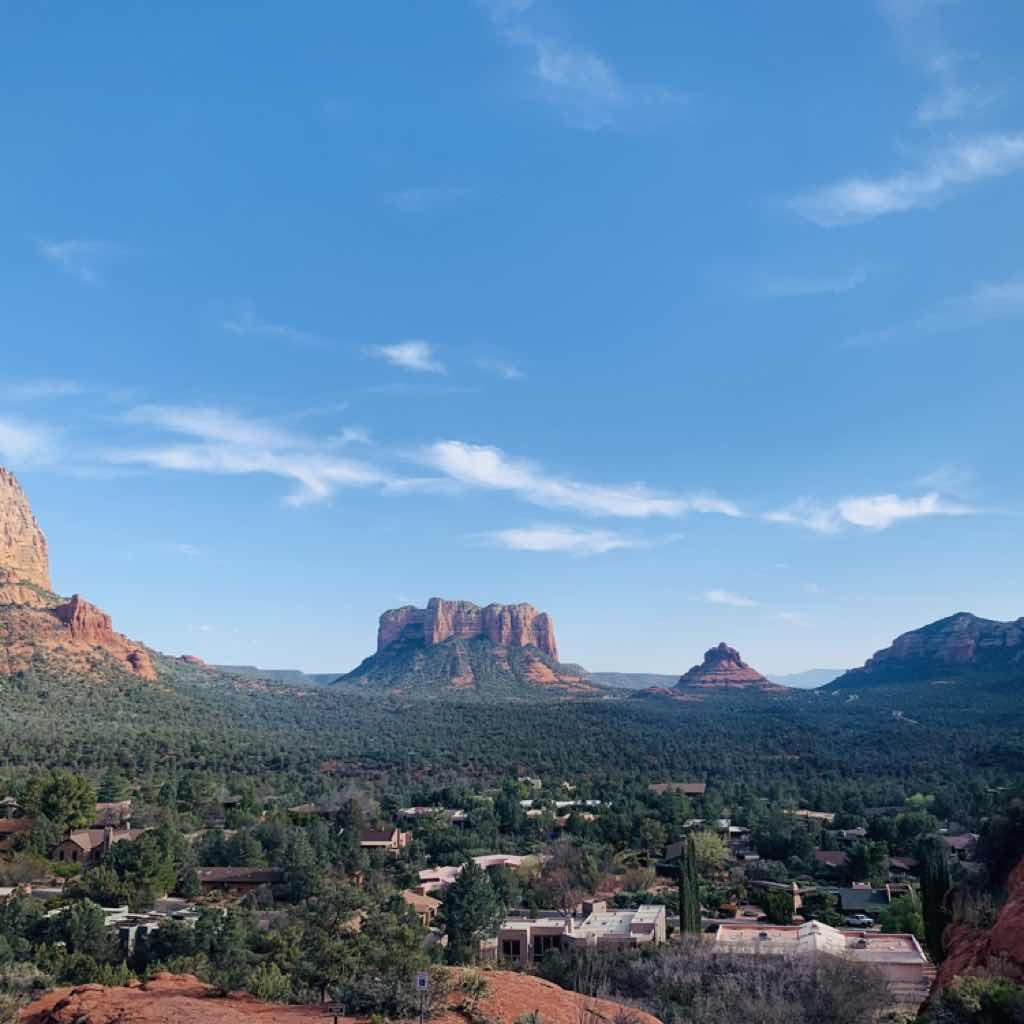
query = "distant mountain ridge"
(826, 612, 1024, 690)
(766, 668, 844, 689)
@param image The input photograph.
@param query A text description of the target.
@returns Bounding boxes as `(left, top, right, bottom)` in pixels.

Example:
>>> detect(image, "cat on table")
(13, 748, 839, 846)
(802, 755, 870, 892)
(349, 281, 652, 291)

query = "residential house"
(648, 783, 706, 797)
(93, 801, 133, 829)
(483, 902, 666, 965)
(714, 920, 934, 1010)
(787, 810, 836, 826)
(418, 854, 525, 895)
(813, 850, 850, 874)
(0, 796, 21, 820)
(198, 867, 284, 894)
(51, 827, 147, 867)
(942, 834, 978, 858)
(889, 856, 919, 881)
(397, 807, 468, 827)
(828, 827, 868, 845)
(402, 889, 442, 927)
(358, 827, 411, 857)
(0, 818, 33, 853)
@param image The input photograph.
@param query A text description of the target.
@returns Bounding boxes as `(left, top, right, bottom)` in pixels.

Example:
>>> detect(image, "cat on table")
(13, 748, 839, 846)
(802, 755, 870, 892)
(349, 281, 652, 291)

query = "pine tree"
(920, 837, 952, 962)
(678, 837, 701, 934)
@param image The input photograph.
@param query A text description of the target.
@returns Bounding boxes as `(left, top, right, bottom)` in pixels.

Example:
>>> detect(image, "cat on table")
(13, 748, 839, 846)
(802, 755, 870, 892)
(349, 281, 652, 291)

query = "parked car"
(845, 914, 874, 927)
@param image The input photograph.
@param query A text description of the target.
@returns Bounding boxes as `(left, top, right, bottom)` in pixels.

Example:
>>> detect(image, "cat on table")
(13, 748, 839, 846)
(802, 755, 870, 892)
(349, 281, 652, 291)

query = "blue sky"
(1, 1, 1022, 675)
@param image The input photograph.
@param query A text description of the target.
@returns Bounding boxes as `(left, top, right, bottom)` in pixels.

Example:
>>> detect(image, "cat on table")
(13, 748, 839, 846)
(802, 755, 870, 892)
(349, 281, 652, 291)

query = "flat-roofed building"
(715, 920, 933, 1008)
(485, 901, 666, 966)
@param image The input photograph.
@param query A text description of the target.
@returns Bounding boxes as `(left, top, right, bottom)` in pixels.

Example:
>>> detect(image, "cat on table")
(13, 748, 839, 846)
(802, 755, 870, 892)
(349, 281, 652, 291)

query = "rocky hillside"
(826, 612, 1024, 690)
(931, 857, 1024, 997)
(20, 969, 662, 1024)
(0, 467, 155, 681)
(334, 598, 598, 698)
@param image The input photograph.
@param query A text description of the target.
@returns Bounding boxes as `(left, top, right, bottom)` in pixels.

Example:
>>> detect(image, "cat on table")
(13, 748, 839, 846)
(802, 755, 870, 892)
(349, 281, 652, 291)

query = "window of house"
(501, 939, 521, 960)
(534, 934, 562, 960)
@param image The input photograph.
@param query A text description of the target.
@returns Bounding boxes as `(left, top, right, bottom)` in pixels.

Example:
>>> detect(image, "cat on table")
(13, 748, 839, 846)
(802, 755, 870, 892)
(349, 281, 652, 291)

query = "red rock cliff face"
(932, 858, 1024, 995)
(0, 468, 52, 606)
(50, 594, 156, 681)
(377, 598, 559, 659)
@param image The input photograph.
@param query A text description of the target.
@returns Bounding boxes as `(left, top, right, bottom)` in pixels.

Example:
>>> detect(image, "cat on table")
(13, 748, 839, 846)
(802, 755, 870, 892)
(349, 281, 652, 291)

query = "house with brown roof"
(198, 867, 284, 894)
(52, 827, 148, 866)
(359, 827, 411, 856)
(813, 849, 850, 873)
(0, 818, 33, 853)
(401, 889, 441, 927)
(92, 801, 133, 829)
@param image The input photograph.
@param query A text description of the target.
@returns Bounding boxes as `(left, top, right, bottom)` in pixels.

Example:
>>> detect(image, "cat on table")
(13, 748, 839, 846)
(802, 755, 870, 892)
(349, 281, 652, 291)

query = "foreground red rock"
(21, 970, 662, 1024)
(931, 857, 1024, 995)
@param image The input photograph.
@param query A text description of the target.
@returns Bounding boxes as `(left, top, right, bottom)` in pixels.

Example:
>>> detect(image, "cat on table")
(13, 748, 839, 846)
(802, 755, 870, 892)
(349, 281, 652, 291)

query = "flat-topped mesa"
(676, 642, 778, 690)
(377, 598, 559, 660)
(0, 468, 52, 604)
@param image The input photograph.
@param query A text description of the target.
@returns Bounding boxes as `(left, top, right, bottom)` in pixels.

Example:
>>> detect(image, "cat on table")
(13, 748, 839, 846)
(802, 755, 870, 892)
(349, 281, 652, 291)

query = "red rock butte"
(676, 642, 780, 690)
(377, 597, 559, 660)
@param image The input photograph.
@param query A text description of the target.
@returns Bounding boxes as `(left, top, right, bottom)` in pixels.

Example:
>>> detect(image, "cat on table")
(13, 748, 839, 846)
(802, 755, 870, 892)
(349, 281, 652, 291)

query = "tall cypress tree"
(678, 837, 701, 934)
(920, 838, 952, 962)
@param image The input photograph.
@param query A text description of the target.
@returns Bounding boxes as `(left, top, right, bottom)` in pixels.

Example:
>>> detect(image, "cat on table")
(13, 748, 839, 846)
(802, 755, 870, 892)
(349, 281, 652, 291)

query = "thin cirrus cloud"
(38, 239, 115, 285)
(765, 492, 975, 533)
(0, 417, 57, 467)
(222, 306, 325, 349)
(4, 378, 85, 401)
(791, 134, 1024, 226)
(878, 0, 998, 124)
(422, 440, 740, 520)
(386, 186, 468, 212)
(480, 0, 686, 132)
(482, 525, 636, 556)
(754, 268, 868, 299)
(476, 357, 525, 381)
(845, 272, 1024, 348)
(705, 589, 759, 608)
(367, 341, 446, 374)
(106, 405, 408, 507)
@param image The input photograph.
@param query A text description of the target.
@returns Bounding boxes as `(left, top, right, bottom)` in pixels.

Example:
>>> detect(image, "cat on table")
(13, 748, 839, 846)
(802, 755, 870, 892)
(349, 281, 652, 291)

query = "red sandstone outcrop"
(830, 612, 1024, 689)
(181, 654, 207, 666)
(20, 969, 663, 1024)
(377, 597, 559, 660)
(931, 858, 1024, 996)
(676, 643, 783, 691)
(0, 468, 53, 606)
(47, 594, 156, 680)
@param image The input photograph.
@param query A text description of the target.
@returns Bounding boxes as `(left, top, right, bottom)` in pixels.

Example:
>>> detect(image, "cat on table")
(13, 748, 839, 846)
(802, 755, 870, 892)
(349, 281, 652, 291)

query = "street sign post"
(325, 1002, 345, 1024)
(416, 971, 430, 1024)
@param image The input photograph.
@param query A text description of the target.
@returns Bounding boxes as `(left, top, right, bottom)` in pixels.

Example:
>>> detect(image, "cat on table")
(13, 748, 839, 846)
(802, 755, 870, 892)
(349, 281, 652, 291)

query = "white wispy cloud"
(0, 417, 57, 466)
(367, 341, 446, 374)
(754, 269, 868, 299)
(706, 589, 759, 608)
(765, 492, 975, 533)
(108, 405, 409, 507)
(4, 379, 85, 401)
(845, 272, 1024, 347)
(476, 358, 525, 381)
(39, 240, 115, 285)
(482, 2, 686, 131)
(879, 0, 998, 124)
(482, 525, 636, 556)
(222, 306, 325, 348)
(423, 440, 739, 519)
(791, 134, 1024, 226)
